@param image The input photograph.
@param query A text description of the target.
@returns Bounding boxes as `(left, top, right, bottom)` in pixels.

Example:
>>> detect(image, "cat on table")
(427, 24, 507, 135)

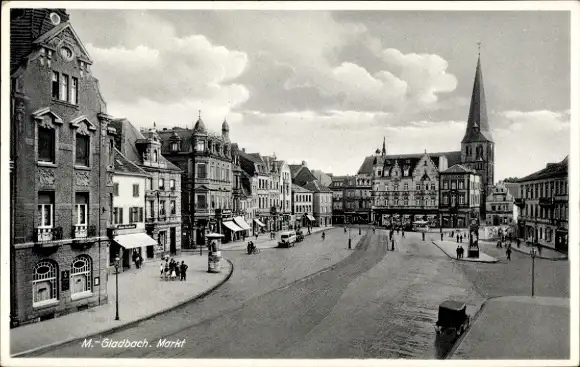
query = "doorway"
(170, 227, 176, 255)
(146, 245, 154, 259)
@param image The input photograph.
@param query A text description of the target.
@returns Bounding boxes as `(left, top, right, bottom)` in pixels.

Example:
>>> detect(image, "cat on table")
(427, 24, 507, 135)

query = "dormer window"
(171, 142, 179, 152)
(195, 140, 205, 152)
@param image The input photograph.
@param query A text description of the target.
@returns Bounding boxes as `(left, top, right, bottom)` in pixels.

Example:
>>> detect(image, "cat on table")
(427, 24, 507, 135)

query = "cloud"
(86, 11, 249, 112)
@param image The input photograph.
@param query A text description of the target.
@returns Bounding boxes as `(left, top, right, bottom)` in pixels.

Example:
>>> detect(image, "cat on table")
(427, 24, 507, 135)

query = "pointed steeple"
(382, 137, 386, 156)
(462, 49, 493, 143)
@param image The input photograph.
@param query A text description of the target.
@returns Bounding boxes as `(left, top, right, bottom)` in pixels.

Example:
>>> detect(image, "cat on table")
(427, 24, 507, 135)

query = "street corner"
(431, 240, 499, 263)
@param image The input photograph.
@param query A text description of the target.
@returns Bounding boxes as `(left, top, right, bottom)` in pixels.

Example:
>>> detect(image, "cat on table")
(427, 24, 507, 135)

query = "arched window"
(33, 260, 58, 306)
(153, 150, 158, 163)
(71, 255, 92, 296)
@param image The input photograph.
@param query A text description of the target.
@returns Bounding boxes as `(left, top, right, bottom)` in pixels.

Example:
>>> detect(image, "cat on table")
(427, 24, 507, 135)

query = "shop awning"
(114, 232, 157, 249)
(254, 219, 266, 227)
(233, 216, 251, 231)
(306, 215, 315, 221)
(223, 221, 243, 232)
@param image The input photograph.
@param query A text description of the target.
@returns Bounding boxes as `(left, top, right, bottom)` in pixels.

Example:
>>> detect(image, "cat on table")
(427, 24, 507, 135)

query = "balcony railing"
(73, 224, 88, 239)
(35, 227, 63, 243)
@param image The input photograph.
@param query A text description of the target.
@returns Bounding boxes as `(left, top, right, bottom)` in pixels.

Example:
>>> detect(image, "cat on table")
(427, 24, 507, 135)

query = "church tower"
(460, 49, 495, 218)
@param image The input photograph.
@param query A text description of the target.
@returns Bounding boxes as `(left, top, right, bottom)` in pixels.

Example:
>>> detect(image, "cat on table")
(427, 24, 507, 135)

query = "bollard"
(391, 239, 395, 251)
(359, 228, 361, 235)
(348, 238, 352, 249)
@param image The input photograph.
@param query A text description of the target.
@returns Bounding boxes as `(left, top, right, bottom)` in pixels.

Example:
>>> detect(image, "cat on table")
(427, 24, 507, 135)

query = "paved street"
(36, 229, 484, 359)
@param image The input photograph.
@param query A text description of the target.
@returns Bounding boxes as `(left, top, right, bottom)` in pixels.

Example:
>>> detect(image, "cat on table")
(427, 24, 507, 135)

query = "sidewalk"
(11, 253, 233, 356)
(489, 239, 568, 261)
(450, 296, 570, 359)
(432, 240, 498, 263)
(221, 226, 331, 251)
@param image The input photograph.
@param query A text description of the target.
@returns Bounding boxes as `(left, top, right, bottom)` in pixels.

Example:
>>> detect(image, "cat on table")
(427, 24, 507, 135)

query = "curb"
(509, 247, 568, 261)
(430, 241, 499, 264)
(12, 259, 235, 358)
(445, 296, 497, 359)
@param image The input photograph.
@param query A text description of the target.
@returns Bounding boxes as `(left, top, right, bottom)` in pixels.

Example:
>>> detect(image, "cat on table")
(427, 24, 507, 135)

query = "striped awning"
(233, 216, 251, 231)
(114, 232, 157, 249)
(306, 215, 315, 221)
(254, 219, 266, 227)
(223, 221, 243, 232)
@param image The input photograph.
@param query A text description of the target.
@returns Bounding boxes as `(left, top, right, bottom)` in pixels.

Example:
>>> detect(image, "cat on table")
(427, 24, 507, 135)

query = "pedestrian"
(175, 263, 181, 280)
(344, 226, 347, 233)
(451, 230, 455, 238)
(255, 233, 259, 240)
(132, 251, 139, 269)
(170, 263, 177, 281)
(164, 263, 169, 280)
(517, 238, 520, 248)
(456, 246, 461, 259)
(422, 232, 425, 241)
(440, 232, 443, 241)
(460, 234, 463, 243)
(391, 238, 395, 251)
(160, 262, 164, 279)
(180, 261, 188, 281)
(456, 234, 459, 243)
(506, 247, 512, 261)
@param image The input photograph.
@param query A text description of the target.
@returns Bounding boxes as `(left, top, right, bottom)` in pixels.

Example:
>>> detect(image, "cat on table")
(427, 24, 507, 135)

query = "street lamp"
(348, 220, 352, 249)
(114, 256, 120, 320)
(530, 246, 537, 297)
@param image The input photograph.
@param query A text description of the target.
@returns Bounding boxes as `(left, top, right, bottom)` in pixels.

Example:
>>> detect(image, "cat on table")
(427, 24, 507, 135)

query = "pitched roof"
(289, 164, 303, 178)
(462, 55, 493, 143)
(113, 148, 150, 176)
(304, 180, 332, 193)
(292, 183, 312, 193)
(357, 151, 462, 176)
(311, 169, 333, 186)
(504, 182, 520, 198)
(110, 119, 181, 172)
(441, 164, 477, 174)
(518, 156, 568, 182)
(293, 166, 318, 187)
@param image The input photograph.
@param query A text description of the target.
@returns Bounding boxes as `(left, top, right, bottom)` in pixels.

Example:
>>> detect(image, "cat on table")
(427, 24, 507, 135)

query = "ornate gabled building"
(369, 148, 444, 228)
(10, 8, 113, 326)
(485, 181, 517, 226)
(358, 53, 495, 227)
(158, 117, 235, 247)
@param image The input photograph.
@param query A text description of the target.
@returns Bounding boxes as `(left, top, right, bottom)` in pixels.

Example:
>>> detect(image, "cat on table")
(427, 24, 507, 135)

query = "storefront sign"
(116, 224, 137, 230)
(61, 270, 70, 292)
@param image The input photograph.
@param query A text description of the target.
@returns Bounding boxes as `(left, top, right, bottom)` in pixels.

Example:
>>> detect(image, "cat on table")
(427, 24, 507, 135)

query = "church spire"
(381, 137, 386, 156)
(462, 45, 493, 143)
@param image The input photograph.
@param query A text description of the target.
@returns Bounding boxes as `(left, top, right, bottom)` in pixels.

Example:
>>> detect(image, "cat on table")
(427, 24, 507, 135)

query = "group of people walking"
(160, 257, 188, 281)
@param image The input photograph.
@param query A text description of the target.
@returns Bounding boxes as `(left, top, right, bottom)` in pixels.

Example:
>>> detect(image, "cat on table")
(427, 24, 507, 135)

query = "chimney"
(301, 160, 307, 167)
(242, 148, 246, 152)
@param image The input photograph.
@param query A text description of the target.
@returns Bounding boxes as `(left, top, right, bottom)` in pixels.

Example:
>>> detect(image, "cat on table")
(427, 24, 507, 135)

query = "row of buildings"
(8, 8, 333, 327)
(326, 51, 569, 253)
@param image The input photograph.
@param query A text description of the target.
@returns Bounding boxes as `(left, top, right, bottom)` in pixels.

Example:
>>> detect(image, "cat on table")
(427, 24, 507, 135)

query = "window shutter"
(119, 208, 124, 224)
(139, 207, 144, 222)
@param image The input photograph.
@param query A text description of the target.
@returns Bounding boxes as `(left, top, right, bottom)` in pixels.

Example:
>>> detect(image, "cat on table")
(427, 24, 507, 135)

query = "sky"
(67, 5, 572, 181)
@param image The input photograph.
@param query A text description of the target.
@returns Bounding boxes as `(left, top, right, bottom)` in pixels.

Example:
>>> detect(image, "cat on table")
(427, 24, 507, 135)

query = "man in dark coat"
(180, 261, 188, 280)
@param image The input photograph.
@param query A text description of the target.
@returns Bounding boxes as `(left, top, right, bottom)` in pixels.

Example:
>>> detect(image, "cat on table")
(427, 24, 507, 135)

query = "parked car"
(434, 300, 470, 337)
(278, 230, 297, 248)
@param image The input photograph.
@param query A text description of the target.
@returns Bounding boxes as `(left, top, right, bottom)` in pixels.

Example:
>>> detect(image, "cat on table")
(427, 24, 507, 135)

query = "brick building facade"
(10, 9, 113, 326)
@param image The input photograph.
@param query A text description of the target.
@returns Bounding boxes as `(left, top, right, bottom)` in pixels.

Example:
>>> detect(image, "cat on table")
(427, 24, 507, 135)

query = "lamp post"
(114, 256, 120, 320)
(348, 217, 352, 249)
(530, 246, 537, 297)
